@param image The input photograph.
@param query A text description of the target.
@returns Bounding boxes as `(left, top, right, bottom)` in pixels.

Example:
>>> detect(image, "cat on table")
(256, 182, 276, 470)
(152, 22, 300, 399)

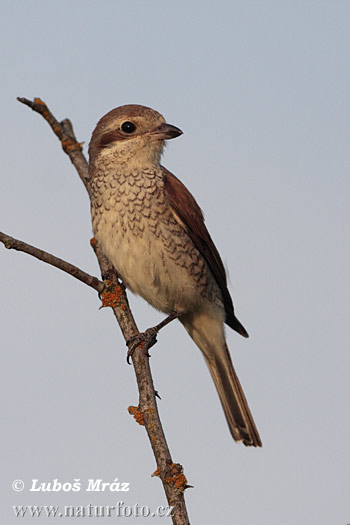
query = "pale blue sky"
(1, 2, 350, 524)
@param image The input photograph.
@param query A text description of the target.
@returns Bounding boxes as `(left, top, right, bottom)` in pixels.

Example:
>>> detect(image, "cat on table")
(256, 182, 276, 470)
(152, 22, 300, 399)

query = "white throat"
(97, 138, 164, 171)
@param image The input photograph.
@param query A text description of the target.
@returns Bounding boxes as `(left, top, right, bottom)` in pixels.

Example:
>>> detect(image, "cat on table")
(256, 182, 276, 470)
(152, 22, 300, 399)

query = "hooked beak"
(150, 122, 183, 140)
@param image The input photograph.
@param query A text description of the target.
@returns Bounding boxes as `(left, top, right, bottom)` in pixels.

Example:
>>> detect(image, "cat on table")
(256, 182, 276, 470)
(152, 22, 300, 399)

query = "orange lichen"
(61, 138, 74, 149)
(144, 407, 155, 423)
(61, 138, 83, 152)
(128, 405, 144, 426)
(100, 283, 123, 308)
(151, 466, 161, 478)
(165, 463, 187, 493)
(34, 98, 46, 106)
(90, 237, 97, 247)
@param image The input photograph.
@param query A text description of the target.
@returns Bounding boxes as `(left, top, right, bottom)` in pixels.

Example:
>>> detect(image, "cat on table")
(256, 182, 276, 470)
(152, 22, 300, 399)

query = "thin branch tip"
(0, 231, 103, 293)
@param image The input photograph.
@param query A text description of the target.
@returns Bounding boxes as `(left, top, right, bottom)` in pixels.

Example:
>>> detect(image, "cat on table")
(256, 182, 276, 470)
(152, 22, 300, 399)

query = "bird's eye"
(121, 121, 136, 134)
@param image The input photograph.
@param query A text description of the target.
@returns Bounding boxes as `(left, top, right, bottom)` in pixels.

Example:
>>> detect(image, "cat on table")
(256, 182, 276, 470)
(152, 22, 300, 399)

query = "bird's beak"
(150, 122, 183, 140)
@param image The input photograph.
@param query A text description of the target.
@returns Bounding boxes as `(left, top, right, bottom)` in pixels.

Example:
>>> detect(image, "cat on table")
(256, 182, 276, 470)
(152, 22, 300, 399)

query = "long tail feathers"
(182, 312, 262, 447)
(203, 344, 262, 446)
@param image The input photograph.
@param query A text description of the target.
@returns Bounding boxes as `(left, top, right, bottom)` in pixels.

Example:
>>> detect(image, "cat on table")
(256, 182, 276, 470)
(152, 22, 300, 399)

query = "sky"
(1, 1, 350, 524)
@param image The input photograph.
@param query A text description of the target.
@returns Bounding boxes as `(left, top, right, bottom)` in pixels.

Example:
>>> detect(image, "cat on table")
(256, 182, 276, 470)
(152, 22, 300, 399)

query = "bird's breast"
(90, 169, 221, 314)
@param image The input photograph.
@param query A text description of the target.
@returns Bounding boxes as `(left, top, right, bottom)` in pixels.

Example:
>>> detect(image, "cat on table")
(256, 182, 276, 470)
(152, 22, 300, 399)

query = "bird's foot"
(126, 328, 158, 364)
(126, 312, 179, 364)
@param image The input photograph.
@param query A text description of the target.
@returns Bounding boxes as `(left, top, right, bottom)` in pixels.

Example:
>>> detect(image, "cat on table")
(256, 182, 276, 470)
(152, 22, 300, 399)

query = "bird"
(88, 104, 262, 447)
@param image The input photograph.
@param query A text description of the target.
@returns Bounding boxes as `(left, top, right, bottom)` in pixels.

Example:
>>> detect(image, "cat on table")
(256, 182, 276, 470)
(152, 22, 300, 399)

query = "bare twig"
(0, 231, 103, 292)
(17, 97, 90, 192)
(11, 97, 190, 524)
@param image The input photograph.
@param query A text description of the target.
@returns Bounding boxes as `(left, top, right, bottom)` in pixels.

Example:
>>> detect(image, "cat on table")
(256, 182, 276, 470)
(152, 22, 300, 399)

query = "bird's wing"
(163, 168, 248, 337)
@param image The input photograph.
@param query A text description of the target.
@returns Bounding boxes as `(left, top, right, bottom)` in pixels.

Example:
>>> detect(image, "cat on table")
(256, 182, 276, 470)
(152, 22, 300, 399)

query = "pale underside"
(91, 166, 224, 322)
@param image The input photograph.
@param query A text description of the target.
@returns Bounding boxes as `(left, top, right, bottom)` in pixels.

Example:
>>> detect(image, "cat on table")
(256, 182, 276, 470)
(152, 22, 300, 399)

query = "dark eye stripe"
(99, 130, 120, 147)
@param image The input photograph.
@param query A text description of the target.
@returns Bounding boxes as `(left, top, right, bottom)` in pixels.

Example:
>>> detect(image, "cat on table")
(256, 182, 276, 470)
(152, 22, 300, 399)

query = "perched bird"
(89, 105, 262, 447)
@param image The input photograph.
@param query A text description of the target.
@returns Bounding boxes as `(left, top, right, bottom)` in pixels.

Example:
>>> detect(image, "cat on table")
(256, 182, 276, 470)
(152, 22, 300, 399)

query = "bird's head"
(89, 104, 182, 171)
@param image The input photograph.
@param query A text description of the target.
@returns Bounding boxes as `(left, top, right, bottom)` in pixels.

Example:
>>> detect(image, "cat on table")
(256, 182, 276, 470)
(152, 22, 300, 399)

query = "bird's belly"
(94, 209, 205, 314)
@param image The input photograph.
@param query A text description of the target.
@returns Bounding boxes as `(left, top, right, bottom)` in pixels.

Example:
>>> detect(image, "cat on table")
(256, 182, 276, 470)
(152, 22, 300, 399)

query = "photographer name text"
(29, 478, 130, 492)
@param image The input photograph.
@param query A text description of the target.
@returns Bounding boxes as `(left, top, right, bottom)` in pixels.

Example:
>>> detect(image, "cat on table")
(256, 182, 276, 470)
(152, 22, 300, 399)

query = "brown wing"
(163, 168, 248, 338)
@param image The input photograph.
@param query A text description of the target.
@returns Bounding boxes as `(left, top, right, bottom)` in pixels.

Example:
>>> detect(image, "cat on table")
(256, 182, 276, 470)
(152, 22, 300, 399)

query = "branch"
(0, 231, 103, 293)
(17, 97, 90, 193)
(12, 97, 190, 524)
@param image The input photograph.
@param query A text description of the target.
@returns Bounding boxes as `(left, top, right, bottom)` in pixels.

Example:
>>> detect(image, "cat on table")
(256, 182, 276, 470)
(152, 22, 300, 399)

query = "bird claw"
(126, 328, 158, 363)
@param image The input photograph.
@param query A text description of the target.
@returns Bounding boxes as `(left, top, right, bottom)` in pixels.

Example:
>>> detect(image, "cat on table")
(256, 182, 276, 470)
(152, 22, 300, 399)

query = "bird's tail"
(181, 310, 262, 447)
